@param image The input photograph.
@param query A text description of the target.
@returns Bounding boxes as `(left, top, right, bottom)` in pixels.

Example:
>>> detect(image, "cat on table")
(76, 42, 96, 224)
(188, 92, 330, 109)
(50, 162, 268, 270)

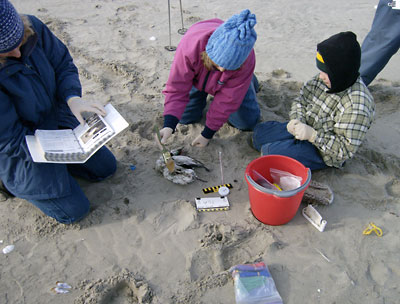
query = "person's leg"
(261, 139, 328, 171)
(28, 174, 90, 224)
(251, 121, 294, 151)
(67, 146, 117, 182)
(251, 121, 327, 170)
(360, 1, 400, 85)
(180, 86, 208, 124)
(228, 74, 260, 131)
(29, 147, 116, 224)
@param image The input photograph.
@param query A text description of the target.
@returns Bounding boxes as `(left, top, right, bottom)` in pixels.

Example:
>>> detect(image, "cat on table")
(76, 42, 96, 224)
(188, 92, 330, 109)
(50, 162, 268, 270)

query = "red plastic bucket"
(245, 155, 311, 225)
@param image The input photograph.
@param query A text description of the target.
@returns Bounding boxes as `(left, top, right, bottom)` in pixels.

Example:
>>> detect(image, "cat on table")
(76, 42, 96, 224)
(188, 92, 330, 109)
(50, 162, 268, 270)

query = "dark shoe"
(303, 181, 334, 205)
(0, 181, 14, 201)
(247, 133, 257, 151)
(0, 192, 7, 202)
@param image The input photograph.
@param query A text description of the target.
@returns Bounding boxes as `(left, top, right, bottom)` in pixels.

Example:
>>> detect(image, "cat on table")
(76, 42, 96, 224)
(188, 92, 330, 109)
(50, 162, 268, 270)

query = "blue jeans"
(252, 121, 328, 171)
(360, 0, 400, 86)
(180, 74, 260, 131)
(29, 146, 116, 224)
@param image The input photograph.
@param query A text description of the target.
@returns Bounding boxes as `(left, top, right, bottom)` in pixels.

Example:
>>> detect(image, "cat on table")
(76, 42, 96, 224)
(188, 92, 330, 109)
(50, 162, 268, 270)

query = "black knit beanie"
(316, 31, 360, 93)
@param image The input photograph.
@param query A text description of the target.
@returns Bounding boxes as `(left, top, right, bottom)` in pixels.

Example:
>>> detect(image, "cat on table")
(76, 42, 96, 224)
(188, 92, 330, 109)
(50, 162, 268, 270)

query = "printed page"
(73, 112, 114, 154)
(35, 129, 83, 154)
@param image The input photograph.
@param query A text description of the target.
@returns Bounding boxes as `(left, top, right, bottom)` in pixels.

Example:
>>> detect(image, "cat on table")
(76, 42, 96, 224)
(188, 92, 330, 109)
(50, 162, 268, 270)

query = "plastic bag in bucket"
(245, 155, 311, 225)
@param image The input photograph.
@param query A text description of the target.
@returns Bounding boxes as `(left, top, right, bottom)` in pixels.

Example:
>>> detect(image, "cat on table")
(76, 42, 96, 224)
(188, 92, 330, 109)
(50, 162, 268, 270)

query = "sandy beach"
(1, 0, 400, 303)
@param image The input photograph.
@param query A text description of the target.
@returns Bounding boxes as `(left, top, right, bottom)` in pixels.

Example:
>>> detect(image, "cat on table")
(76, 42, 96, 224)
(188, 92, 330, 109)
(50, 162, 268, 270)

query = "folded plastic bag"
(251, 170, 279, 190)
(270, 168, 302, 191)
(229, 261, 283, 304)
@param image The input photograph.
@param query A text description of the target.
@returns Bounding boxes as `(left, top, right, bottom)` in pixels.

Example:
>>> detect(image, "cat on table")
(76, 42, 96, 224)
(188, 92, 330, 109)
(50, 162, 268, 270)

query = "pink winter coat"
(162, 18, 256, 132)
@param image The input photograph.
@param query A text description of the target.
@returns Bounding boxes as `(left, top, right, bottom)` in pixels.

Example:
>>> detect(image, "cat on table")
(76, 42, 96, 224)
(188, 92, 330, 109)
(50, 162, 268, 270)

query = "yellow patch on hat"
(316, 51, 325, 63)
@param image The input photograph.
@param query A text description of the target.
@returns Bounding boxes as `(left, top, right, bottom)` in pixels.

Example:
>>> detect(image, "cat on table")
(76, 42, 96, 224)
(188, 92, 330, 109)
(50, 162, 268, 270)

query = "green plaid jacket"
(289, 75, 375, 168)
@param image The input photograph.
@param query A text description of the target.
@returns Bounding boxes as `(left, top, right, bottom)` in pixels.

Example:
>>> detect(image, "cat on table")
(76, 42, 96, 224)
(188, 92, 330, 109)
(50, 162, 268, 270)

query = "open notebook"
(25, 103, 128, 163)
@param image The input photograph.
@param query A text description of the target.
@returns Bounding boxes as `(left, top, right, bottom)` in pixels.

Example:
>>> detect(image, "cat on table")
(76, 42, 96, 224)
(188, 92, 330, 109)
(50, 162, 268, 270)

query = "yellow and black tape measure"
(202, 183, 233, 194)
(197, 207, 229, 212)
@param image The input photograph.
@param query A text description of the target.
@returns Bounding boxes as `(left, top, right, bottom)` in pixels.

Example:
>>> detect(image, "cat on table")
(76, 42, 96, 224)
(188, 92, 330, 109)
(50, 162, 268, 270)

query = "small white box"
(195, 197, 230, 212)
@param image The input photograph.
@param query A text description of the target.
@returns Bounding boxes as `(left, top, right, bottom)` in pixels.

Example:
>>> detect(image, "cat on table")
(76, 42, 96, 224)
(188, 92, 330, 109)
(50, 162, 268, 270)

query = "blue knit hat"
(206, 9, 257, 70)
(0, 0, 24, 54)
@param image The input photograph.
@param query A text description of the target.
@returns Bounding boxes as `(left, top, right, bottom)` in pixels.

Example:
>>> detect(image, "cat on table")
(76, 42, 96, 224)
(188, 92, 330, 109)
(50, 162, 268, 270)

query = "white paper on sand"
(26, 103, 128, 163)
(195, 197, 230, 211)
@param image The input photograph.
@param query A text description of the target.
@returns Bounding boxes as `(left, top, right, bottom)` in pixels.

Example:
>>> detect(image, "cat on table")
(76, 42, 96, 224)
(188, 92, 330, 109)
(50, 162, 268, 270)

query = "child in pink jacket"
(160, 9, 260, 147)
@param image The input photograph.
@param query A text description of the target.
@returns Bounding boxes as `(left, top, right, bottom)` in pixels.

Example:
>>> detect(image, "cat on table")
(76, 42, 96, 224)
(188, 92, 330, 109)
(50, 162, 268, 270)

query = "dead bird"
(155, 148, 208, 184)
(170, 147, 184, 156)
(155, 157, 197, 184)
(172, 155, 209, 171)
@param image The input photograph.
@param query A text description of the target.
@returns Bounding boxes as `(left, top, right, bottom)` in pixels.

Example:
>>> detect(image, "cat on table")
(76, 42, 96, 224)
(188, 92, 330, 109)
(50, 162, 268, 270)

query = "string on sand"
(219, 151, 224, 185)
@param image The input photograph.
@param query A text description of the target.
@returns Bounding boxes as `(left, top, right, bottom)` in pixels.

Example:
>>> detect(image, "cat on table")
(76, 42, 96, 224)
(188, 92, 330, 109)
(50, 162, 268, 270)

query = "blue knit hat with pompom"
(206, 9, 257, 70)
(0, 0, 24, 53)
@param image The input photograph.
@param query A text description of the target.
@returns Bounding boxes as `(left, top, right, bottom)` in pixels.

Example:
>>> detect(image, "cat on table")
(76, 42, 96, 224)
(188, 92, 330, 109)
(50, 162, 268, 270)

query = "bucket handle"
(246, 168, 311, 198)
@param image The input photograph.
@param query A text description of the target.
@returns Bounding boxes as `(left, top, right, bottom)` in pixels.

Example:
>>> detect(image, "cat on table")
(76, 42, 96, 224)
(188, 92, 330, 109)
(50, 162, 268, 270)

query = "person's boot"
(0, 181, 14, 202)
(303, 180, 334, 205)
(247, 133, 256, 150)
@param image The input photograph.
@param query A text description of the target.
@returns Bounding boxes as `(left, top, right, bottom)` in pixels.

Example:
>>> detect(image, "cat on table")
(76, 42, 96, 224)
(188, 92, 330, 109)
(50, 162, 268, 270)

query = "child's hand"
(287, 119, 300, 135)
(294, 122, 317, 142)
(160, 127, 174, 144)
(191, 134, 209, 147)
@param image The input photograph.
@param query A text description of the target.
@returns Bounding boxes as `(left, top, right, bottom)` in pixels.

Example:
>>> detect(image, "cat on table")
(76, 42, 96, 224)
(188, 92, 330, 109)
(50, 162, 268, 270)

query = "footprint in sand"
(153, 200, 198, 234)
(116, 5, 138, 13)
(188, 223, 239, 281)
(368, 261, 391, 286)
(129, 121, 156, 141)
(188, 223, 272, 281)
(385, 178, 400, 198)
(186, 16, 202, 23)
(220, 228, 271, 270)
(187, 248, 221, 282)
(199, 223, 229, 247)
(75, 270, 152, 304)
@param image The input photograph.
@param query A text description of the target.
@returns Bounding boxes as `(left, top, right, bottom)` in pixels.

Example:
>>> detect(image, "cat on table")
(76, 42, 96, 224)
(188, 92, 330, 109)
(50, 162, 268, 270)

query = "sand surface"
(1, 0, 400, 303)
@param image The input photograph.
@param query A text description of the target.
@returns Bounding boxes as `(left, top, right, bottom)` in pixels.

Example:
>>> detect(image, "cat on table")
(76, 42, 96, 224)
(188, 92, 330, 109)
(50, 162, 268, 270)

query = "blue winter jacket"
(0, 15, 82, 200)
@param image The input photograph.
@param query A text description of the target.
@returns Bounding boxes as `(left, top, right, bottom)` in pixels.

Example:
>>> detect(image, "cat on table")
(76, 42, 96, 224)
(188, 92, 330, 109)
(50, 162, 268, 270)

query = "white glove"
(293, 122, 317, 142)
(287, 119, 301, 135)
(67, 97, 106, 125)
(191, 134, 210, 147)
(160, 127, 173, 144)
